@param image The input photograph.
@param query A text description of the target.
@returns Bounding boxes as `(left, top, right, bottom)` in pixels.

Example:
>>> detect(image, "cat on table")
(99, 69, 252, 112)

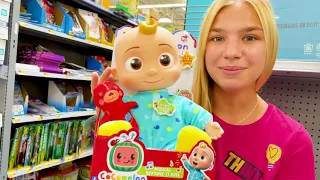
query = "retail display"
(8, 116, 94, 171)
(20, 0, 116, 47)
(0, 0, 10, 65)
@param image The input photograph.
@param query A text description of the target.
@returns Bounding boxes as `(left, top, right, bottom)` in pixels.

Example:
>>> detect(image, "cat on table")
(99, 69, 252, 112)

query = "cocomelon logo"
(98, 171, 147, 180)
(103, 131, 147, 180)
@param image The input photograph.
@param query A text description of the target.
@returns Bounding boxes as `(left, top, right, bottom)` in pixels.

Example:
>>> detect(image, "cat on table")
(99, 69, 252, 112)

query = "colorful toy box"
(271, 0, 320, 61)
(55, 1, 86, 39)
(90, 113, 216, 180)
(86, 56, 109, 74)
(27, 0, 65, 32)
(115, 0, 139, 19)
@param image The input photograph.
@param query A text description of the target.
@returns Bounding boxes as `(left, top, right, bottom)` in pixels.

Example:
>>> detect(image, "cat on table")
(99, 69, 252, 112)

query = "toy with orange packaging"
(90, 18, 224, 180)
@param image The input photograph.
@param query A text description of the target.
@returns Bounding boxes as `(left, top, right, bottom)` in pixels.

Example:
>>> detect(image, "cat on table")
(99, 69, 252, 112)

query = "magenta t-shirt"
(212, 103, 315, 180)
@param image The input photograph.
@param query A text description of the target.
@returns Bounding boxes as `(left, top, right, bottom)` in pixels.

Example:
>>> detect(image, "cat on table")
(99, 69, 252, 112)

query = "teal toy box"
(271, 0, 320, 61)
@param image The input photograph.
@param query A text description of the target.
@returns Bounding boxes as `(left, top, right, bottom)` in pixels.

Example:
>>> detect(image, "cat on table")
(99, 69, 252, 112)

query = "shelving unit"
(273, 61, 320, 78)
(70, 0, 138, 28)
(19, 21, 114, 52)
(12, 110, 96, 124)
(7, 148, 93, 178)
(0, 65, 7, 80)
(16, 68, 92, 81)
(0, 0, 135, 178)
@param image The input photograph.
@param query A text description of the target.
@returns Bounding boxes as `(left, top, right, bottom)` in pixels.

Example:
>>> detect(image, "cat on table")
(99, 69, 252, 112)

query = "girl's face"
(205, 2, 267, 92)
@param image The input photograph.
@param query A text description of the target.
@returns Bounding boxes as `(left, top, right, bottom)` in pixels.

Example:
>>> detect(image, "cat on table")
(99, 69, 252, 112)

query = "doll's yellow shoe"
(175, 126, 212, 153)
(98, 121, 132, 136)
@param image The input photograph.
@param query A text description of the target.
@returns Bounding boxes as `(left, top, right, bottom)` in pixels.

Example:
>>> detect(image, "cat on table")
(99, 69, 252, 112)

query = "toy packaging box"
(90, 128, 216, 180)
(270, 0, 320, 61)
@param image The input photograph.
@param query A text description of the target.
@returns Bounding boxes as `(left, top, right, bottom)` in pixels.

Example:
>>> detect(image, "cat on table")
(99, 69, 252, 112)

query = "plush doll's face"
(189, 146, 214, 170)
(112, 25, 181, 92)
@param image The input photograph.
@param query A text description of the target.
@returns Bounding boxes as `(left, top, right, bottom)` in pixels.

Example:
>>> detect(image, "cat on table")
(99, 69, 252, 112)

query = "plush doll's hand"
(205, 121, 224, 140)
(91, 68, 116, 113)
(181, 154, 187, 162)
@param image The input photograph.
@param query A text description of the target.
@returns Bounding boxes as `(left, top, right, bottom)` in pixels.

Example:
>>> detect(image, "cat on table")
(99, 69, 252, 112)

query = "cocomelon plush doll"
(96, 18, 224, 153)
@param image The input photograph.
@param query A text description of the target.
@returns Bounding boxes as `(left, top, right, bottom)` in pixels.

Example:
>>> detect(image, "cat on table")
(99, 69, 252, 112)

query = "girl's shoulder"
(266, 103, 305, 134)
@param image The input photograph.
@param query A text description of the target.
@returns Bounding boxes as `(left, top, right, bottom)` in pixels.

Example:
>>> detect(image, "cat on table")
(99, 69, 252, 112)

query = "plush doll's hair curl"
(139, 18, 158, 35)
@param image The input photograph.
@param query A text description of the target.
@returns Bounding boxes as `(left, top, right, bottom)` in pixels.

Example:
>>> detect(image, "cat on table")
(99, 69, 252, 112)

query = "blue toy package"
(271, 0, 320, 61)
(27, 0, 65, 33)
(55, 1, 86, 39)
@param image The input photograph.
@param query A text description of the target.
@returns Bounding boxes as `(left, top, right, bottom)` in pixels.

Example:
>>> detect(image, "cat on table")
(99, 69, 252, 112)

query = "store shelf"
(70, 0, 138, 28)
(0, 65, 8, 80)
(0, 113, 2, 128)
(273, 60, 320, 78)
(16, 69, 92, 81)
(12, 110, 96, 124)
(18, 21, 113, 52)
(7, 148, 93, 178)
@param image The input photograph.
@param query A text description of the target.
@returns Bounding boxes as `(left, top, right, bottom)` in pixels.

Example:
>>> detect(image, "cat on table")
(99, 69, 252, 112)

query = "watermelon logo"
(177, 89, 193, 101)
(107, 131, 144, 173)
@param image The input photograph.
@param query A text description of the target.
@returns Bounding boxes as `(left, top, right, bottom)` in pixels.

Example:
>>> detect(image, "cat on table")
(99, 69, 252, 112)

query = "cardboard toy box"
(90, 128, 216, 180)
(271, 0, 320, 61)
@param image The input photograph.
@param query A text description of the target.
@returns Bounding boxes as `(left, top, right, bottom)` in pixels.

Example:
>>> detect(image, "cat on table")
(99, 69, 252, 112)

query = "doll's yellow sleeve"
(177, 96, 213, 130)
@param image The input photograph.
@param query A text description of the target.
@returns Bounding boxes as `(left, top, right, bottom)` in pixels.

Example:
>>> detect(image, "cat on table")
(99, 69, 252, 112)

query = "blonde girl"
(193, 0, 315, 179)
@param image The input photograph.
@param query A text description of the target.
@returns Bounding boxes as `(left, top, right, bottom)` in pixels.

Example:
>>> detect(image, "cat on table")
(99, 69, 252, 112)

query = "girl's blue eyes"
(210, 35, 257, 42)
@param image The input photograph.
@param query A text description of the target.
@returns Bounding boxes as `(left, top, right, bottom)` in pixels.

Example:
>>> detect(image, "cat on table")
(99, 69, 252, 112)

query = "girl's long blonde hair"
(193, 0, 279, 112)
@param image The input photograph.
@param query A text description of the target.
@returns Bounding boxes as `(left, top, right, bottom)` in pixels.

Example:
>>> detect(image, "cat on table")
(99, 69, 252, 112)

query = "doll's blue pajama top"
(123, 89, 212, 150)
(183, 161, 207, 180)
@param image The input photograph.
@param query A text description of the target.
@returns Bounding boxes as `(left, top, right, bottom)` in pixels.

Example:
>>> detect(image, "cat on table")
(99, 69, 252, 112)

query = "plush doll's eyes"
(159, 53, 174, 68)
(125, 57, 143, 72)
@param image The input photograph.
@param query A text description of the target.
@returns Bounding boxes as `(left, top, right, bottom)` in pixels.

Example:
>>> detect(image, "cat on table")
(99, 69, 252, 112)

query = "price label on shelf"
(45, 163, 50, 168)
(69, 35, 74, 40)
(84, 77, 89, 80)
(19, 69, 26, 74)
(44, 73, 49, 77)
(53, 160, 59, 166)
(26, 168, 31, 173)
(81, 152, 86, 157)
(48, 30, 54, 34)
(20, 22, 28, 27)
(37, 116, 42, 121)
(65, 156, 73, 162)
(67, 75, 71, 79)
(55, 115, 61, 119)
(35, 165, 41, 171)
(72, 113, 77, 117)
(90, 112, 95, 115)
(13, 118, 19, 123)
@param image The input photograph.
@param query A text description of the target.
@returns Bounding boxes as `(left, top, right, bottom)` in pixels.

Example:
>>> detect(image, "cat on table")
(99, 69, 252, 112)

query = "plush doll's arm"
(93, 83, 108, 110)
(178, 96, 213, 130)
(125, 101, 139, 109)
